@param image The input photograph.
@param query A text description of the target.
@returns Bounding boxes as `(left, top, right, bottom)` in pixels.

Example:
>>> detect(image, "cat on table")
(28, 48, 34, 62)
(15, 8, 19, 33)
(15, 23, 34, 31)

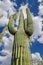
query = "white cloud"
(0, 0, 17, 11)
(2, 30, 14, 52)
(38, 4, 43, 16)
(38, 0, 42, 2)
(38, 35, 43, 43)
(30, 15, 43, 42)
(32, 52, 42, 60)
(0, 16, 9, 26)
(38, 0, 43, 16)
(0, 55, 11, 65)
(0, 0, 17, 26)
(32, 52, 42, 65)
(0, 29, 14, 65)
(0, 50, 11, 55)
(0, 56, 7, 62)
(0, 8, 7, 16)
(33, 16, 42, 35)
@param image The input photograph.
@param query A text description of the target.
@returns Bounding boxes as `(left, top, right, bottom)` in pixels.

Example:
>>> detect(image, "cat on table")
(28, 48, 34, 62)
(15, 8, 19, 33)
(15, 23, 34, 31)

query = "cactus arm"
(0, 26, 7, 43)
(18, 10, 24, 30)
(8, 13, 18, 35)
(24, 8, 34, 36)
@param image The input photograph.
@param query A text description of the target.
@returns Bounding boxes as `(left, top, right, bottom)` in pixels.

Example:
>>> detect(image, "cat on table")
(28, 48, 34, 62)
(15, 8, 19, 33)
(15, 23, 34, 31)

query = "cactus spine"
(8, 7, 34, 65)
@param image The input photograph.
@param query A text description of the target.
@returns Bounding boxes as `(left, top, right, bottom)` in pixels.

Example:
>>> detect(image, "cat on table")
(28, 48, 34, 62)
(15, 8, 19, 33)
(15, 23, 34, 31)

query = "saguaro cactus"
(8, 7, 34, 65)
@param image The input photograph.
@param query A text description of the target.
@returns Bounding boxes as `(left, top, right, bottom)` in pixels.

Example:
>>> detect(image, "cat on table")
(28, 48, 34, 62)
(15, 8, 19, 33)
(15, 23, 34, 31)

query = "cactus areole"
(8, 8, 34, 65)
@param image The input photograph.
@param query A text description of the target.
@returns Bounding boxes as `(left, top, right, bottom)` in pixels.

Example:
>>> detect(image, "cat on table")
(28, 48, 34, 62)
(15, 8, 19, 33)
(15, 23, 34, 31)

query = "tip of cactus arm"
(20, 9, 23, 15)
(26, 7, 30, 13)
(13, 13, 18, 20)
(20, 9, 22, 12)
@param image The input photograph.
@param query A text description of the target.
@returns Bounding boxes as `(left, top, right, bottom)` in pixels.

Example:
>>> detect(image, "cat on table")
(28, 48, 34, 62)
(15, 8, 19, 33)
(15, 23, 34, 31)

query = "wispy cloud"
(38, 0, 43, 2)
(32, 52, 42, 60)
(0, 0, 17, 26)
(38, 1, 43, 16)
(19, 4, 28, 19)
(32, 52, 42, 65)
(0, 29, 14, 65)
(31, 15, 43, 42)
(0, 0, 16, 65)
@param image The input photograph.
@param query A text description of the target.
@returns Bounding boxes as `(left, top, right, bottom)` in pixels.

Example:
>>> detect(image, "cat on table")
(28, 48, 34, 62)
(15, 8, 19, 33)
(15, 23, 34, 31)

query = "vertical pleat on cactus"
(20, 46, 23, 65)
(8, 7, 34, 65)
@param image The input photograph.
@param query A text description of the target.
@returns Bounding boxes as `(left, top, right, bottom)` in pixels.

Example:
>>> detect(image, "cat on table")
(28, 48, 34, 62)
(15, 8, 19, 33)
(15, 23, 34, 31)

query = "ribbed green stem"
(20, 46, 23, 65)
(18, 10, 24, 30)
(16, 46, 20, 65)
(15, 44, 18, 65)
(11, 40, 16, 65)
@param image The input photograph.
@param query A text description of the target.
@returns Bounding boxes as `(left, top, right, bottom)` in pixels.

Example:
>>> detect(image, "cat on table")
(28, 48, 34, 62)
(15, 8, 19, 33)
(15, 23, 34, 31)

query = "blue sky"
(31, 40, 43, 57)
(0, 0, 43, 65)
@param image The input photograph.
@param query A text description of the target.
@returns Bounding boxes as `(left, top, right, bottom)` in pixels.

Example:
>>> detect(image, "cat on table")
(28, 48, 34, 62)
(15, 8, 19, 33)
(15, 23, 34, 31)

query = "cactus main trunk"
(8, 8, 34, 65)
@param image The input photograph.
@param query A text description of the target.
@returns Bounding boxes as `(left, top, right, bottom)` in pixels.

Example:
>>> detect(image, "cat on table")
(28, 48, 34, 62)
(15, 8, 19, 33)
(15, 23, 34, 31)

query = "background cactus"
(8, 7, 34, 65)
(0, 15, 3, 18)
(0, 26, 7, 43)
(0, 15, 7, 43)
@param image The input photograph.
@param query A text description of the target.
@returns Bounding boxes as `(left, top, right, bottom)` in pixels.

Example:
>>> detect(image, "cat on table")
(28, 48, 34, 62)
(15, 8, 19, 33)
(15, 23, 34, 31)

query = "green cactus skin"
(8, 8, 34, 65)
(8, 13, 18, 35)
